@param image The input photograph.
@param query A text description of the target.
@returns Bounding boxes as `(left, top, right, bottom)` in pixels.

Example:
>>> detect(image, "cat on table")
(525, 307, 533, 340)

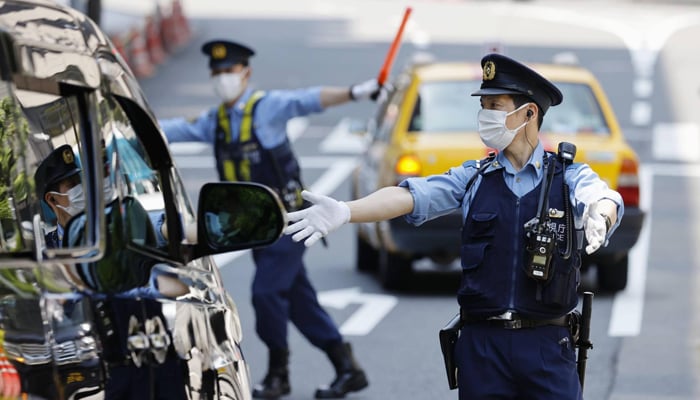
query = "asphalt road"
(139, 1, 700, 398)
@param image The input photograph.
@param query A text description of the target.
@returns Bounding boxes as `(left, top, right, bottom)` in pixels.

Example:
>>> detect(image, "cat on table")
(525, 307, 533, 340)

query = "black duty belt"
(460, 309, 570, 330)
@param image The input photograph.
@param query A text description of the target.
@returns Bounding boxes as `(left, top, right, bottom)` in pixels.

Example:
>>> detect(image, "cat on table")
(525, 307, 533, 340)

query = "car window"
(103, 97, 170, 251)
(409, 80, 481, 133)
(10, 87, 98, 254)
(540, 82, 610, 135)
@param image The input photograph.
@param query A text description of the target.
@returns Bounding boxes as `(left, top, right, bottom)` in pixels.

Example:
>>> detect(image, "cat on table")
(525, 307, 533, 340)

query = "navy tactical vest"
(214, 91, 304, 211)
(459, 155, 581, 319)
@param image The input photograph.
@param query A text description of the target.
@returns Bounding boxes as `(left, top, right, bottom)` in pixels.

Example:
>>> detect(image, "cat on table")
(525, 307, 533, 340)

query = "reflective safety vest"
(214, 91, 304, 211)
(459, 154, 581, 319)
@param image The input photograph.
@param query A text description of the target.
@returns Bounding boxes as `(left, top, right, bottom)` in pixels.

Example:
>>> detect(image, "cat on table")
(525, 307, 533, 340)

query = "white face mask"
(50, 183, 85, 217)
(477, 103, 531, 151)
(211, 71, 246, 102)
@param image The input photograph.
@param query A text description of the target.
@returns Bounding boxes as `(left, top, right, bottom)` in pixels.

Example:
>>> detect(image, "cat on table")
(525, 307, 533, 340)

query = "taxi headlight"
(395, 154, 421, 178)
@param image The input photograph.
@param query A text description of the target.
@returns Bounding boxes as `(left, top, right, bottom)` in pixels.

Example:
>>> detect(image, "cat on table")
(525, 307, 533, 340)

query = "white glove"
(583, 202, 607, 254)
(350, 78, 381, 101)
(285, 190, 351, 247)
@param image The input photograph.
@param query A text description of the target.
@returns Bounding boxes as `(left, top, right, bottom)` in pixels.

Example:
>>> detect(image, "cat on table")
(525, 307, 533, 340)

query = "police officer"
(34, 145, 188, 400)
(285, 53, 624, 399)
(159, 40, 376, 399)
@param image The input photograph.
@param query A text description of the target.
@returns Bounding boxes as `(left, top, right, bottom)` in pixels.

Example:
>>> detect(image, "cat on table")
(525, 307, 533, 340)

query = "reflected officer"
(34, 144, 83, 247)
(159, 40, 379, 399)
(285, 53, 625, 399)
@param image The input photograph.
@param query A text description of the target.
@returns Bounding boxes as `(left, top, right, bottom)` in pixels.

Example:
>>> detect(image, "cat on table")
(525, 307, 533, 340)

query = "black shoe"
(252, 348, 291, 399)
(314, 369, 368, 399)
(252, 372, 290, 399)
(315, 342, 369, 399)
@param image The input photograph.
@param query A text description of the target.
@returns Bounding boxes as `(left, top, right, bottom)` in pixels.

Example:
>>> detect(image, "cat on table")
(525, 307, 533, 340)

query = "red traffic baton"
(377, 7, 412, 86)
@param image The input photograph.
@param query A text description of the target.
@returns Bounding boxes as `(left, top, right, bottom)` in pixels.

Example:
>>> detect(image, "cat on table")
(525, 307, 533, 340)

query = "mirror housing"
(194, 182, 286, 259)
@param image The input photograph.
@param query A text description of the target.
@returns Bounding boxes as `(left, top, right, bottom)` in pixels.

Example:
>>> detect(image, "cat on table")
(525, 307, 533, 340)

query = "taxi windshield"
(540, 82, 610, 135)
(408, 80, 610, 136)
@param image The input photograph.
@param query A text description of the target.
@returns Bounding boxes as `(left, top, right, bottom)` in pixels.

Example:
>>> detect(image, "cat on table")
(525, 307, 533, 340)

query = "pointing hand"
(285, 190, 351, 247)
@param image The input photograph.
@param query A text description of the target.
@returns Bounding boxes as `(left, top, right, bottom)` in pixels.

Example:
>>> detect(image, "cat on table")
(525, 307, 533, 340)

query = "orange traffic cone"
(170, 0, 191, 48)
(160, 7, 176, 53)
(127, 26, 155, 79)
(145, 13, 167, 65)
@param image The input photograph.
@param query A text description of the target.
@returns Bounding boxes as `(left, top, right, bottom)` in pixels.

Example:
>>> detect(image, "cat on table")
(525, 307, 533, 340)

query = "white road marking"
(609, 163, 700, 336)
(318, 287, 398, 336)
(631, 101, 652, 127)
(652, 123, 700, 162)
(608, 165, 652, 337)
(308, 158, 357, 194)
(319, 117, 368, 154)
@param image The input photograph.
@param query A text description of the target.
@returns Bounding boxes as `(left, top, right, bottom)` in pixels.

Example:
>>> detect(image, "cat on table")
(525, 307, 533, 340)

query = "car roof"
(0, 0, 111, 88)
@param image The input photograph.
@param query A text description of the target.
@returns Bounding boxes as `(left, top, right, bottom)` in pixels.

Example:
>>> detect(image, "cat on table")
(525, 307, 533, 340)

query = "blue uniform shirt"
(159, 87, 324, 147)
(399, 142, 624, 242)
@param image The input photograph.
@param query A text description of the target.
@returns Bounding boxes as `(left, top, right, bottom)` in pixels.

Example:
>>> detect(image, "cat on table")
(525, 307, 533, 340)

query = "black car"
(0, 1, 286, 399)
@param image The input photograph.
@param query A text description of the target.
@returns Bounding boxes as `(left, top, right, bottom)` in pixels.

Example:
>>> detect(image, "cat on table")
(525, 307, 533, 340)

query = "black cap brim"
(471, 87, 523, 96)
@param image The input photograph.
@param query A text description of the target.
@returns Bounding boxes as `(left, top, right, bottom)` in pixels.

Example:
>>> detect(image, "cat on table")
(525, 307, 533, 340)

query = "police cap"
(201, 40, 255, 69)
(471, 53, 563, 115)
(34, 144, 81, 198)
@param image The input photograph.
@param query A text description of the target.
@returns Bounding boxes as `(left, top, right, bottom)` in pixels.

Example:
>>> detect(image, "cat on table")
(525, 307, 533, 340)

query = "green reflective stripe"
(217, 105, 236, 181)
(222, 160, 236, 181)
(217, 92, 265, 182)
(217, 104, 231, 143)
(240, 90, 265, 142)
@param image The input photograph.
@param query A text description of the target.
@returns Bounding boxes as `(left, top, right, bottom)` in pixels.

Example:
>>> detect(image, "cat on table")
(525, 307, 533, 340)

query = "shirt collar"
(487, 141, 546, 178)
(228, 87, 255, 114)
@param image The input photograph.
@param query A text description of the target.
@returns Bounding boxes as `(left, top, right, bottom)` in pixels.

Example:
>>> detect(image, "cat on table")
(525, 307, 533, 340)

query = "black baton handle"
(577, 291, 594, 389)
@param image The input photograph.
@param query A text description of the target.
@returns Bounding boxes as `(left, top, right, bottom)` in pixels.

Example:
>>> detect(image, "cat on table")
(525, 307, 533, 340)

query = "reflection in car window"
(12, 89, 87, 251)
(409, 81, 481, 133)
(105, 98, 168, 250)
(0, 85, 35, 254)
(541, 83, 610, 135)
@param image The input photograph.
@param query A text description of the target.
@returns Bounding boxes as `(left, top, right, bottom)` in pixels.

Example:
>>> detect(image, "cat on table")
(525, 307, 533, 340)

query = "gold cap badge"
(62, 148, 74, 164)
(212, 44, 227, 60)
(483, 60, 496, 81)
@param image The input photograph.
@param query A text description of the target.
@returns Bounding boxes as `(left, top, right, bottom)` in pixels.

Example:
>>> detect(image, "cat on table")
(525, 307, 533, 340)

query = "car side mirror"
(194, 182, 286, 258)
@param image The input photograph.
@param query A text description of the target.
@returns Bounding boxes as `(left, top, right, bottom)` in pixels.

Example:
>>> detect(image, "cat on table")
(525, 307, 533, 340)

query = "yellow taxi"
(351, 57, 644, 292)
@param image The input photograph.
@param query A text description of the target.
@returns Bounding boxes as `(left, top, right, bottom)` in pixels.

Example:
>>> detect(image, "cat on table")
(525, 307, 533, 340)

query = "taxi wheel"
(379, 249, 413, 290)
(597, 254, 628, 292)
(356, 234, 379, 272)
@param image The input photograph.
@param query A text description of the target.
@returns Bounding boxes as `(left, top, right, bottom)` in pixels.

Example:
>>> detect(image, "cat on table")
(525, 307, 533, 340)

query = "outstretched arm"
(346, 186, 414, 222)
(319, 79, 382, 108)
(285, 186, 413, 247)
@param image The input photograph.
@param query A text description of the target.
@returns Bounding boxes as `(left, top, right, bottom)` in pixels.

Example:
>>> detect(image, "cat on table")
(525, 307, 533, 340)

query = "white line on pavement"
(608, 165, 652, 337)
(319, 117, 368, 154)
(609, 163, 700, 336)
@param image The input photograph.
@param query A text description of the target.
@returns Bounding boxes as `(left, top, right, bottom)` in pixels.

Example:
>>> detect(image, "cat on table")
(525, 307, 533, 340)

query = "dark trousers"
(251, 235, 342, 351)
(105, 356, 186, 400)
(455, 323, 582, 400)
